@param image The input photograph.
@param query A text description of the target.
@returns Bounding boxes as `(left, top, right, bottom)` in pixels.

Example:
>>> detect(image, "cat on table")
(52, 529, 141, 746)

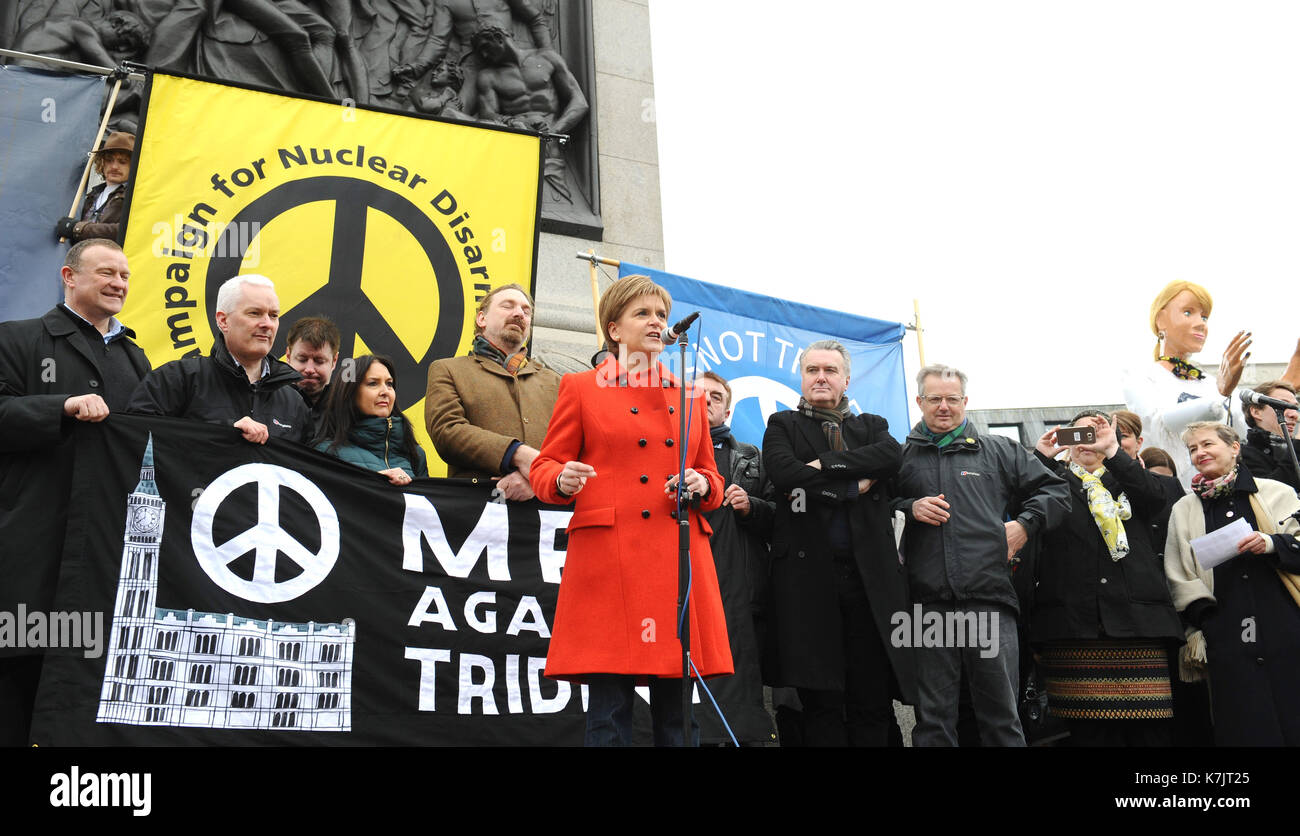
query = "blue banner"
(618, 263, 910, 445)
(0, 65, 104, 320)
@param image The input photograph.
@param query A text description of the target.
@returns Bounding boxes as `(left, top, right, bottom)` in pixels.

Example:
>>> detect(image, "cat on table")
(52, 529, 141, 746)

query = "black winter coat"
(699, 432, 777, 745)
(0, 307, 150, 627)
(1029, 449, 1183, 644)
(127, 332, 309, 443)
(762, 409, 917, 702)
(1239, 427, 1300, 493)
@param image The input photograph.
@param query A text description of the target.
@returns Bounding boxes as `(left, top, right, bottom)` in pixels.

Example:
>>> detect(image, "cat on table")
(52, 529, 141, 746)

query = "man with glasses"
(894, 364, 1067, 746)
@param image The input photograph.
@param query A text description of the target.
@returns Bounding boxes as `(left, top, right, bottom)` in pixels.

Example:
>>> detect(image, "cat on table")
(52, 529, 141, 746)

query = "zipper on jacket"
(384, 417, 392, 468)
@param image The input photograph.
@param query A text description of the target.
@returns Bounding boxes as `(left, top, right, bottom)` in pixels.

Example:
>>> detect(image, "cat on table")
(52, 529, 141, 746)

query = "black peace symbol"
(205, 176, 465, 411)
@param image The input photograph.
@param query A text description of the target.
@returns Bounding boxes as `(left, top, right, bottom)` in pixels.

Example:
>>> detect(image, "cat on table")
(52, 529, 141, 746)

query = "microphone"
(663, 311, 700, 343)
(1239, 389, 1298, 412)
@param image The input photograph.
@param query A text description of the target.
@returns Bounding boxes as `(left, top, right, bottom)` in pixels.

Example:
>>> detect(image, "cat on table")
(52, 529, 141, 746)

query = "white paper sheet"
(1190, 517, 1253, 571)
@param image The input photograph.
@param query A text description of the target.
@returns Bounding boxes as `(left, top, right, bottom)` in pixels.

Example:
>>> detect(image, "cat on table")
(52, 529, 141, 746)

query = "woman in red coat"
(531, 274, 733, 746)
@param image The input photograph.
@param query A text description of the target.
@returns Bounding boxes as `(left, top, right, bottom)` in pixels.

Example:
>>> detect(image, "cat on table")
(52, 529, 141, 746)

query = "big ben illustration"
(97, 436, 355, 731)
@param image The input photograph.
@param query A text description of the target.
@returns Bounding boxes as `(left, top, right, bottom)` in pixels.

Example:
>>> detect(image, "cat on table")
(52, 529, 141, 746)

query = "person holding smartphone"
(1030, 411, 1183, 746)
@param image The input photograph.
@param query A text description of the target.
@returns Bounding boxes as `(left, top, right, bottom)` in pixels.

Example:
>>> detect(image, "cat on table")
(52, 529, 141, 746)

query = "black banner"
(30, 415, 586, 745)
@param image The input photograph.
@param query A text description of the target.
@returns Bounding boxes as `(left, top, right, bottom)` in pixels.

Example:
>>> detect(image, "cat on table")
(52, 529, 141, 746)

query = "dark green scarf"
(923, 419, 969, 449)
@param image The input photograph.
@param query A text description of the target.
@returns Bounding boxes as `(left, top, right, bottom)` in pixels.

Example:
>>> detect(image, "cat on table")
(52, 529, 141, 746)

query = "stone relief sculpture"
(471, 24, 587, 204)
(3, 0, 601, 236)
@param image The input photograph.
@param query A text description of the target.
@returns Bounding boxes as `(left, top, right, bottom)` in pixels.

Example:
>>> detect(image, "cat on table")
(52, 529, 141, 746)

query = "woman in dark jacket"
(313, 354, 427, 484)
(1031, 411, 1183, 746)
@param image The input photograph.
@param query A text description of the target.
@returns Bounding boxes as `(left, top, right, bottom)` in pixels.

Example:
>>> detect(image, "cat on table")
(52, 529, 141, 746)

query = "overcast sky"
(647, 1, 1300, 421)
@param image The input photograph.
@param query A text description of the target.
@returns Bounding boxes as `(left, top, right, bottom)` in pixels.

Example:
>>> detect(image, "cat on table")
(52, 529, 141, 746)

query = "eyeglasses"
(921, 395, 965, 407)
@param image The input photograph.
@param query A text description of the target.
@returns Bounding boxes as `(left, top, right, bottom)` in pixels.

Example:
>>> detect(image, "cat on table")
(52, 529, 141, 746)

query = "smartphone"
(1058, 426, 1096, 445)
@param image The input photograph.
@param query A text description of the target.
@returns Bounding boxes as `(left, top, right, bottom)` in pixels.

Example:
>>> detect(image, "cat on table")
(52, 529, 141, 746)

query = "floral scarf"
(1191, 464, 1239, 500)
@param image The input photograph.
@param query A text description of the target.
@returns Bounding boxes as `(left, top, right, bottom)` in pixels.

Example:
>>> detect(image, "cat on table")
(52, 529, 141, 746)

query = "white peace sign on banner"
(191, 463, 340, 603)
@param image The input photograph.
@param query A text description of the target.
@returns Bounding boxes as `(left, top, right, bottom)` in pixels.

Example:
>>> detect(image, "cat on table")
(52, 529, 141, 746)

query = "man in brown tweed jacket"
(424, 284, 560, 499)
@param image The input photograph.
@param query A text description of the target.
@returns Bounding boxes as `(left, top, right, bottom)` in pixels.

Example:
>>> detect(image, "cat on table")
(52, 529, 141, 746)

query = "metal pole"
(913, 298, 926, 368)
(0, 49, 146, 79)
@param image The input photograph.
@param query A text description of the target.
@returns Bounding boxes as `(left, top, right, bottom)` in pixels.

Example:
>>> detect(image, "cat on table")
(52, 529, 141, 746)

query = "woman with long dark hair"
(313, 354, 427, 485)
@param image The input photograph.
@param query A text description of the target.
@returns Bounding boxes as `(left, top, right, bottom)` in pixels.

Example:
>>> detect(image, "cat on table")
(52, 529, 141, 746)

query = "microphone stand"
(674, 328, 693, 747)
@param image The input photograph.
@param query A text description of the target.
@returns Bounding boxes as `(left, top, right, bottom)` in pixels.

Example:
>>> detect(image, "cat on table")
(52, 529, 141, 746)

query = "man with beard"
(424, 283, 560, 499)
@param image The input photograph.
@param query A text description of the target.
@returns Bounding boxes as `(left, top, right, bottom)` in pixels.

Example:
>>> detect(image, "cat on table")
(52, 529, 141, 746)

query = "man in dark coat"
(894, 364, 1068, 747)
(282, 315, 340, 436)
(1239, 380, 1300, 493)
(695, 371, 777, 746)
(0, 238, 150, 744)
(128, 274, 308, 443)
(762, 339, 915, 746)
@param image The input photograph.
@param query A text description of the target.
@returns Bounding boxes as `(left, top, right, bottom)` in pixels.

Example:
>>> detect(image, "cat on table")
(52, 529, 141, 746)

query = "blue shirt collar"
(60, 303, 127, 344)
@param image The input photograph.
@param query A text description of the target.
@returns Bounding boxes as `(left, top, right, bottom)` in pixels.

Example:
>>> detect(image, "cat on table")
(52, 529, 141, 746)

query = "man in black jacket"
(1240, 380, 1300, 492)
(128, 275, 308, 443)
(894, 364, 1067, 746)
(0, 239, 151, 744)
(763, 340, 915, 746)
(695, 371, 777, 745)
(283, 315, 340, 435)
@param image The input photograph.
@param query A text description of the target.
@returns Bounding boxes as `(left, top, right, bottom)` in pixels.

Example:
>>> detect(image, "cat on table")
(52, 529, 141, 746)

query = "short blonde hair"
(597, 274, 672, 349)
(1149, 280, 1213, 360)
(1181, 421, 1239, 447)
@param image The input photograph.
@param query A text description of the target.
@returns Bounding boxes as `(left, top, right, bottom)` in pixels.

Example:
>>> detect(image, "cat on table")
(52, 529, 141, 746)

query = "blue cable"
(690, 658, 740, 747)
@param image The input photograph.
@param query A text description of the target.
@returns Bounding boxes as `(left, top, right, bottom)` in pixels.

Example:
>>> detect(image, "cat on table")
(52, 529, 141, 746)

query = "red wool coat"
(530, 358, 734, 681)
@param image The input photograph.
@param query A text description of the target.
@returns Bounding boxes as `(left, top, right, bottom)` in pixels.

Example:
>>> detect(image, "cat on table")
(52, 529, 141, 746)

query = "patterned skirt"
(1038, 640, 1174, 720)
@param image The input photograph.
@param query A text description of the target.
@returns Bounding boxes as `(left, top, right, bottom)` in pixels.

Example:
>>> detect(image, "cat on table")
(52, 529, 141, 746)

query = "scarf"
(1158, 355, 1203, 381)
(472, 334, 528, 375)
(709, 424, 732, 445)
(922, 420, 969, 449)
(1068, 462, 1131, 561)
(1190, 464, 1238, 499)
(798, 396, 850, 451)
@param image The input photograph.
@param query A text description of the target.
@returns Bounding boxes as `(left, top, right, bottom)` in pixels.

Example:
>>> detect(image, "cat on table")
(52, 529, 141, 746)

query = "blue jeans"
(911, 602, 1025, 747)
(585, 675, 699, 747)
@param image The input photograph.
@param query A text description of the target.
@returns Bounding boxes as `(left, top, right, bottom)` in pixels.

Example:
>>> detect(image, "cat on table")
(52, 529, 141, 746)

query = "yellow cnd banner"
(119, 72, 543, 476)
